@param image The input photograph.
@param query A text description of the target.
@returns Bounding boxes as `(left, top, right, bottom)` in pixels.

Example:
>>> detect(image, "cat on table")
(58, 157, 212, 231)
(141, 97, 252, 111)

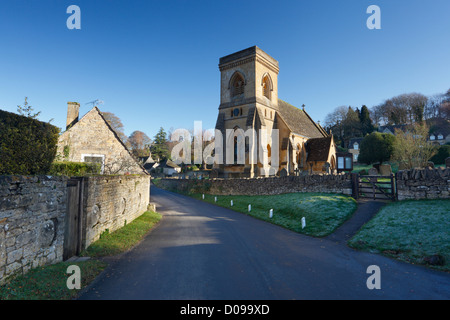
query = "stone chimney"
(66, 102, 80, 130)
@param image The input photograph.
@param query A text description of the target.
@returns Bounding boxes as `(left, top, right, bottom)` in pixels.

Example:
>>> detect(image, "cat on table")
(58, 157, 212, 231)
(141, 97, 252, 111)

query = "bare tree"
(101, 111, 127, 143)
(128, 130, 152, 157)
(392, 123, 436, 169)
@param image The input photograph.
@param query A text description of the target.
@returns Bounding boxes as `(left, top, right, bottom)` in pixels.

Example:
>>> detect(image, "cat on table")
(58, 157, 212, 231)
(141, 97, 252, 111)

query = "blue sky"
(1, 0, 449, 139)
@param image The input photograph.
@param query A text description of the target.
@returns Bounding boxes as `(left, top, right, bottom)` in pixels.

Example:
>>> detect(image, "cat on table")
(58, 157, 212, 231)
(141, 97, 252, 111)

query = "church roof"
(306, 136, 333, 162)
(277, 100, 327, 139)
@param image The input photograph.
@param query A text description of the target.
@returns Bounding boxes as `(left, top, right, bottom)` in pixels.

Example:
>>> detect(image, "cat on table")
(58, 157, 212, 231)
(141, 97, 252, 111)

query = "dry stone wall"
(0, 176, 67, 285)
(82, 175, 150, 249)
(156, 173, 354, 196)
(0, 174, 150, 285)
(156, 168, 450, 201)
(396, 168, 450, 200)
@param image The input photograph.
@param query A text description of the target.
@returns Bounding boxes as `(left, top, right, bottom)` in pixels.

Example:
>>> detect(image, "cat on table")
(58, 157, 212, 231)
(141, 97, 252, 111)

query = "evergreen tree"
(359, 105, 374, 136)
(150, 127, 170, 161)
(358, 132, 395, 165)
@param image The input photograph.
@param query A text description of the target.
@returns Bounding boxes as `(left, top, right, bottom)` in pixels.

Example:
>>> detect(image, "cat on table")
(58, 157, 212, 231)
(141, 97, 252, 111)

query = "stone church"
(214, 46, 337, 178)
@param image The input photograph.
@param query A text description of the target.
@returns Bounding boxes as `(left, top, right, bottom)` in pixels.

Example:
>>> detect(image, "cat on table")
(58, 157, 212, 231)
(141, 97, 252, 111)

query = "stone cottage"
(57, 102, 147, 175)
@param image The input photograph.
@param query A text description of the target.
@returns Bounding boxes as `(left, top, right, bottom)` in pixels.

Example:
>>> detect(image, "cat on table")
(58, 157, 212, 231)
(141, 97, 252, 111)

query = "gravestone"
(279, 168, 288, 177)
(379, 164, 392, 176)
(324, 162, 331, 174)
(368, 167, 378, 175)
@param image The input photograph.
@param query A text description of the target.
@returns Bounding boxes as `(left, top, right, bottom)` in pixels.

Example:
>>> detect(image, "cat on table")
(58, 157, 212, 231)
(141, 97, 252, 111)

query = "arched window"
(267, 144, 272, 165)
(262, 74, 272, 100)
(234, 136, 238, 164)
(230, 72, 245, 97)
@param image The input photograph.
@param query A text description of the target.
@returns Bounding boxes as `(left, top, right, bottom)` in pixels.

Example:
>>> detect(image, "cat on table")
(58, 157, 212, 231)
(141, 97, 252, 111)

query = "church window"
(262, 75, 271, 100)
(234, 136, 238, 164)
(231, 73, 245, 97)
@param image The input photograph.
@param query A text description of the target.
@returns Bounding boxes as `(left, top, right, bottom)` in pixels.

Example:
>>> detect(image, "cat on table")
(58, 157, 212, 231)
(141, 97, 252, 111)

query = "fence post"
(351, 173, 359, 200)
(392, 172, 398, 201)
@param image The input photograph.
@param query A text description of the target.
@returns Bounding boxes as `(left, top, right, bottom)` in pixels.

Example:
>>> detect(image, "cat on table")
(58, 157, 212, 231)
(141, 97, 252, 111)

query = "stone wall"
(0, 176, 67, 285)
(156, 168, 450, 201)
(0, 174, 150, 285)
(396, 168, 450, 200)
(82, 175, 150, 249)
(155, 173, 353, 196)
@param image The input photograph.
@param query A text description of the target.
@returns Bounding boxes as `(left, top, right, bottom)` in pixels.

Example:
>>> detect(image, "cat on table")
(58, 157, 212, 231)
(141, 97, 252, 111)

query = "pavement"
(78, 186, 450, 300)
(326, 199, 389, 244)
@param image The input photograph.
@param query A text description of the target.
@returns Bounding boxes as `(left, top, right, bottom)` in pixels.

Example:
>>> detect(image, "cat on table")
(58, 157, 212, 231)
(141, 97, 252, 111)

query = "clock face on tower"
(233, 108, 240, 117)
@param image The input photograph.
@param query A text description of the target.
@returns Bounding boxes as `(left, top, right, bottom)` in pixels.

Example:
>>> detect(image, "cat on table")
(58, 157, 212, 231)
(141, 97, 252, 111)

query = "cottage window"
(81, 154, 105, 173)
(438, 134, 443, 140)
(353, 143, 359, 150)
(430, 135, 435, 140)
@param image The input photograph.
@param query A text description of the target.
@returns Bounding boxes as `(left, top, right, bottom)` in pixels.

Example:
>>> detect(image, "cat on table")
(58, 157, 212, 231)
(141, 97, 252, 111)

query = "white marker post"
(248, 204, 251, 212)
(231, 200, 233, 206)
(301, 217, 306, 229)
(202, 194, 205, 199)
(214, 196, 217, 202)
(269, 209, 273, 219)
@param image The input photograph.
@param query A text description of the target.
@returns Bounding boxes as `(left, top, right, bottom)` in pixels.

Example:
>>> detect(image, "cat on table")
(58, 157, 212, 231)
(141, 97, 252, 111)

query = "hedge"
(0, 109, 60, 175)
(49, 161, 101, 176)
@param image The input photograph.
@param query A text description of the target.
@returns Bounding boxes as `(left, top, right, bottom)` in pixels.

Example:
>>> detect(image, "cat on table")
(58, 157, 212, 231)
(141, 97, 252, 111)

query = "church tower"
(214, 46, 334, 178)
(215, 46, 280, 178)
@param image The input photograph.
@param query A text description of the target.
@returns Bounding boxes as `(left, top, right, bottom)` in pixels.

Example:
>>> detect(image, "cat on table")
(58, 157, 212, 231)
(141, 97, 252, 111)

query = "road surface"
(79, 186, 450, 300)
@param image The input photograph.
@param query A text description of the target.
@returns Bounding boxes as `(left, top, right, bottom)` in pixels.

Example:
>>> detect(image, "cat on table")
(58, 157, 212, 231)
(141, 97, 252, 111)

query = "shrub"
(0, 109, 60, 175)
(358, 132, 395, 165)
(49, 161, 101, 176)
(430, 145, 450, 165)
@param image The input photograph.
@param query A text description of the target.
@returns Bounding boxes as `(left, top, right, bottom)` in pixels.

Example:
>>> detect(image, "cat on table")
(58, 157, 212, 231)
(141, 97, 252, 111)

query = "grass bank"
(81, 210, 162, 258)
(0, 210, 162, 300)
(348, 200, 450, 272)
(191, 192, 358, 237)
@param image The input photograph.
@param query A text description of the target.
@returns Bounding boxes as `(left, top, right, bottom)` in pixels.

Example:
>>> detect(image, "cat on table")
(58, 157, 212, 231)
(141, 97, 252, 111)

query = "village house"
(214, 46, 336, 178)
(56, 102, 147, 175)
(347, 137, 364, 163)
(429, 129, 450, 146)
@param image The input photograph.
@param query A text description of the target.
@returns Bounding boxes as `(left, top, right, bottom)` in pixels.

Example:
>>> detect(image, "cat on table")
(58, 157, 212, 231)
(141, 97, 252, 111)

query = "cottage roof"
(159, 159, 181, 169)
(348, 137, 364, 149)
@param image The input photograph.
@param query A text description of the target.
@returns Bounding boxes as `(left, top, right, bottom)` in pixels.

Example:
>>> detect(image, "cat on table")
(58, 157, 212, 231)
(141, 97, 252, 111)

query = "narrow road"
(79, 186, 450, 300)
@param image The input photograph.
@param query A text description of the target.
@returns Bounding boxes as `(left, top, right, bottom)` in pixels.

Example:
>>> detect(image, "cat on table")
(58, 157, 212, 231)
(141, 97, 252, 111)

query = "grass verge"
(0, 259, 107, 300)
(0, 210, 162, 300)
(80, 210, 162, 258)
(348, 199, 450, 272)
(191, 192, 357, 237)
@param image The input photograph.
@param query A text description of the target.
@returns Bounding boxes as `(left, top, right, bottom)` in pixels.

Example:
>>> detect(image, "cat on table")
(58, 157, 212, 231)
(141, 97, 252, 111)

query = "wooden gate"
(63, 178, 84, 260)
(352, 173, 397, 201)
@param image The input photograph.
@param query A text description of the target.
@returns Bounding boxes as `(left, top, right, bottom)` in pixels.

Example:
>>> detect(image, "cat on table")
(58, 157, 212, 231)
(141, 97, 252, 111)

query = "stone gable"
(57, 107, 146, 175)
